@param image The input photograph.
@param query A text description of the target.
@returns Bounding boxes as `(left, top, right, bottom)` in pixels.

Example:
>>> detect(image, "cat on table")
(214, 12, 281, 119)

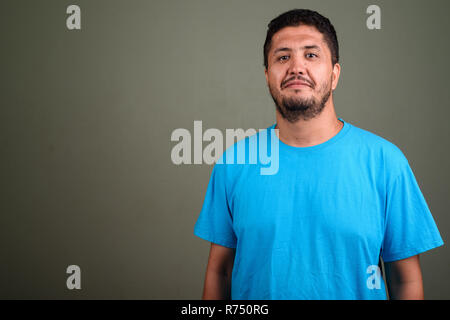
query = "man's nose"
(287, 54, 307, 75)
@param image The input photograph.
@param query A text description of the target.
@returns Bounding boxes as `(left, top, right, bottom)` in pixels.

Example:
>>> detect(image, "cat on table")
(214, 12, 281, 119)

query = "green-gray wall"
(1, 0, 448, 299)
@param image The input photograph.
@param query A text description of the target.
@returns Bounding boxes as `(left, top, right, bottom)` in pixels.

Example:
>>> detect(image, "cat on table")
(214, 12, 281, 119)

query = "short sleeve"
(193, 162, 237, 248)
(381, 161, 444, 262)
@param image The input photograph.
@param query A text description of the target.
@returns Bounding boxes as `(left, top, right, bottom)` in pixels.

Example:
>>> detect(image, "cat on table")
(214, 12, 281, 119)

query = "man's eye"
(306, 53, 318, 58)
(278, 55, 289, 61)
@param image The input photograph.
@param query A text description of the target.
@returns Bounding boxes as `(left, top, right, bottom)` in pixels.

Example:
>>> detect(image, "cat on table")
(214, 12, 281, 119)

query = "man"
(193, 9, 444, 300)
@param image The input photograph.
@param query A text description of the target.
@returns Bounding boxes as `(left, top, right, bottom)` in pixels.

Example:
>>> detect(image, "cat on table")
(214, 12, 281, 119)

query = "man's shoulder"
(347, 122, 410, 170)
(349, 122, 405, 153)
(216, 124, 274, 162)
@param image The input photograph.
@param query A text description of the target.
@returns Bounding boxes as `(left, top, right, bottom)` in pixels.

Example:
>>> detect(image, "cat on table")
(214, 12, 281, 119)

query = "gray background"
(1, 0, 448, 299)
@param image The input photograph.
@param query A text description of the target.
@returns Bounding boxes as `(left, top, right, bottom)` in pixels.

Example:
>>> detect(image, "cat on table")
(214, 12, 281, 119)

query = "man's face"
(265, 25, 340, 123)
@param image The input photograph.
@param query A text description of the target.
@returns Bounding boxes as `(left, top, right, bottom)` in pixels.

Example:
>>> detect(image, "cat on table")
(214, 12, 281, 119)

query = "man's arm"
(201, 243, 236, 300)
(384, 254, 424, 300)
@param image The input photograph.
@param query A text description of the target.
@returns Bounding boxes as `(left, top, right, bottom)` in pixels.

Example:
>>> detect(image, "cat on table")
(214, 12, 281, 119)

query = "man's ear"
(331, 62, 341, 91)
(264, 68, 268, 85)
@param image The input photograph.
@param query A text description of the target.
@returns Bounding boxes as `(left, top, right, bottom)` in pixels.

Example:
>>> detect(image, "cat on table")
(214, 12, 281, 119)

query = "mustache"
(281, 76, 314, 89)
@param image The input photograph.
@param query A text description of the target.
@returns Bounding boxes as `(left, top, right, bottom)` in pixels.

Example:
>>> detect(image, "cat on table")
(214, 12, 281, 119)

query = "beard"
(269, 78, 332, 123)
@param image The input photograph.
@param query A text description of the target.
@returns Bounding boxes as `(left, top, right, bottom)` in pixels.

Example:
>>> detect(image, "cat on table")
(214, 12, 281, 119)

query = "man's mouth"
(284, 80, 311, 89)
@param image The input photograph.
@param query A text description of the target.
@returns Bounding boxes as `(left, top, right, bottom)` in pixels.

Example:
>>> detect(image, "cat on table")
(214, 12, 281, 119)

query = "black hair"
(263, 9, 339, 69)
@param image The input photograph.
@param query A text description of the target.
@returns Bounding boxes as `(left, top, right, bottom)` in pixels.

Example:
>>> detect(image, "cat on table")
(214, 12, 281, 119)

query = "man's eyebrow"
(303, 45, 321, 51)
(272, 45, 321, 55)
(273, 47, 291, 55)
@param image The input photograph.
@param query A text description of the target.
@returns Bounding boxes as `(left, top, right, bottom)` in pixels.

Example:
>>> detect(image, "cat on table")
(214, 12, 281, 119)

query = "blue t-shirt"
(193, 118, 444, 300)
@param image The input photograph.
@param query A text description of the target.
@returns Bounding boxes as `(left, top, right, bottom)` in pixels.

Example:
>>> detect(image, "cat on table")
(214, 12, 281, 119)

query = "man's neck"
(274, 107, 343, 148)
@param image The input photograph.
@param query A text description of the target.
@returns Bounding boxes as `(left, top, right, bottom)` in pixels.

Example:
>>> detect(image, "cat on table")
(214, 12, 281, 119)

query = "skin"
(201, 243, 235, 300)
(201, 24, 424, 300)
(384, 255, 424, 299)
(264, 25, 342, 147)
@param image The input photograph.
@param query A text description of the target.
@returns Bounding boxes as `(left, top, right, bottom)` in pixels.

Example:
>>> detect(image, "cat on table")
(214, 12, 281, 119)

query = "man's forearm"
(388, 280, 424, 300)
(384, 255, 424, 300)
(202, 271, 232, 300)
